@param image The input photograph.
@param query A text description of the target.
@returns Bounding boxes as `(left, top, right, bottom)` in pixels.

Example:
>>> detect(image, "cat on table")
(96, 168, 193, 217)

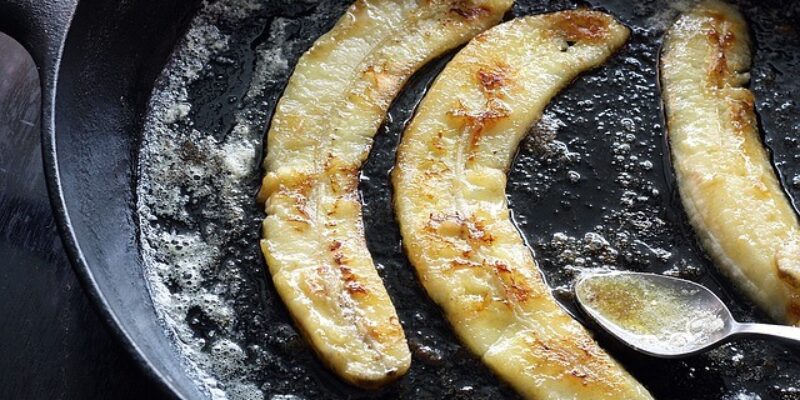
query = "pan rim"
(38, 7, 190, 400)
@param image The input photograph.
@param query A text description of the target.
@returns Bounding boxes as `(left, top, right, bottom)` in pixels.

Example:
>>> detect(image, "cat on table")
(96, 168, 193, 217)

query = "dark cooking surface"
(136, 0, 800, 398)
(139, 0, 800, 399)
(145, 0, 800, 398)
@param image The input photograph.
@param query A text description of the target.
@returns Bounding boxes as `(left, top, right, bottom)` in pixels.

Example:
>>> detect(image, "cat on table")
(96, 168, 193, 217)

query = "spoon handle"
(731, 322, 800, 345)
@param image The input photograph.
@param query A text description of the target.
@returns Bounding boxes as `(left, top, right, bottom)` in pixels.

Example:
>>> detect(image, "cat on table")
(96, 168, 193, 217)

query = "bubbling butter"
(578, 274, 726, 351)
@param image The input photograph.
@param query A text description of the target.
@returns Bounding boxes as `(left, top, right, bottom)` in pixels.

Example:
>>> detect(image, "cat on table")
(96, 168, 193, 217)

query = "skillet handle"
(0, 0, 77, 69)
(0, 0, 78, 128)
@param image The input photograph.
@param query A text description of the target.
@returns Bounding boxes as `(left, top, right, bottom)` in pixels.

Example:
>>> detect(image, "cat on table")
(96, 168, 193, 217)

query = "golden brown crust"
(548, 10, 612, 44)
(449, 0, 493, 20)
(704, 11, 738, 86)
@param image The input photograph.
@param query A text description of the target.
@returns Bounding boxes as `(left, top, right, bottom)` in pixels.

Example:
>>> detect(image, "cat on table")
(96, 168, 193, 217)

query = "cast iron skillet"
(0, 0, 203, 398)
(2, 0, 800, 399)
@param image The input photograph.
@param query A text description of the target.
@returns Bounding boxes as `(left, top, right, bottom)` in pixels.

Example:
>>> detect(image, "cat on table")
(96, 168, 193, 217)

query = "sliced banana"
(258, 0, 513, 388)
(662, 0, 800, 325)
(393, 10, 652, 399)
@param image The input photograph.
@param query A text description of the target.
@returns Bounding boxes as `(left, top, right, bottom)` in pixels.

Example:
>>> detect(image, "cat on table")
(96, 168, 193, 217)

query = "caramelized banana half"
(662, 0, 800, 325)
(393, 10, 652, 399)
(258, 0, 513, 388)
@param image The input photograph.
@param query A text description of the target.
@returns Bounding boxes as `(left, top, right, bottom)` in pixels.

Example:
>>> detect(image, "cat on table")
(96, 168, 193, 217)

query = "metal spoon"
(574, 271, 800, 358)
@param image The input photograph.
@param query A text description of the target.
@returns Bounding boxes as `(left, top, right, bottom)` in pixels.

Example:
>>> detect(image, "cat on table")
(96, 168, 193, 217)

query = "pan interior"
(134, 0, 800, 399)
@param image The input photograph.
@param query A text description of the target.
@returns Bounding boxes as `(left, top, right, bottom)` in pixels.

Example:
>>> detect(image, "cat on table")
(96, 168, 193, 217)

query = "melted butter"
(578, 274, 725, 351)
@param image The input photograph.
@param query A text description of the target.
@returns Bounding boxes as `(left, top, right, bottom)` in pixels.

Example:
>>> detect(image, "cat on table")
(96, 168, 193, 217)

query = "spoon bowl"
(574, 272, 800, 358)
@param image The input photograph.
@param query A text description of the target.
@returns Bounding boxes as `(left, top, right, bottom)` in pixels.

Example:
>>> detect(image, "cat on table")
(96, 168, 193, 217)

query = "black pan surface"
(15, 0, 800, 398)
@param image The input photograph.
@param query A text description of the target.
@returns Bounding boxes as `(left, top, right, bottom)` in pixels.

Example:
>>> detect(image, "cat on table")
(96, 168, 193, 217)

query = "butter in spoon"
(575, 272, 800, 358)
